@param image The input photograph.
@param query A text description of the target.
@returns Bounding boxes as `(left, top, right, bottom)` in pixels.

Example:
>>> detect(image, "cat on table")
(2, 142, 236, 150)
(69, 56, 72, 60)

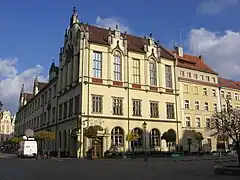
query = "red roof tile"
(87, 25, 174, 60)
(168, 50, 217, 75)
(218, 77, 240, 90)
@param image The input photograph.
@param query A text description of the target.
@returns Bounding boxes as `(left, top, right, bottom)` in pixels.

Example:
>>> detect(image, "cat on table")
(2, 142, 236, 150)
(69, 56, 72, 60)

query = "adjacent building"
(14, 7, 238, 157)
(0, 110, 15, 144)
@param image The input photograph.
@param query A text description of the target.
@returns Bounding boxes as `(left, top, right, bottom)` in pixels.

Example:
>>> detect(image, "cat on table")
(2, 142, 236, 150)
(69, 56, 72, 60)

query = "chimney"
(174, 46, 183, 57)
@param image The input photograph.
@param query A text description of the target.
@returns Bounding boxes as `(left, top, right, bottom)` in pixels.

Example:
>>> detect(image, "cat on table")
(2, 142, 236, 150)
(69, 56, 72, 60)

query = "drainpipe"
(127, 55, 130, 152)
(173, 55, 180, 144)
(55, 86, 59, 154)
(77, 35, 85, 158)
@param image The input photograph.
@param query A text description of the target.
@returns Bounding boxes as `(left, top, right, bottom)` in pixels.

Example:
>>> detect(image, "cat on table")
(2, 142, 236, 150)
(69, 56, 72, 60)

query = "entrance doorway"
(92, 138, 103, 159)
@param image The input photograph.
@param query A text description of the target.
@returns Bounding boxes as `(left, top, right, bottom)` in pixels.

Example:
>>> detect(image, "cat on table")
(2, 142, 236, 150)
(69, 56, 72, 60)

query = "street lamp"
(142, 121, 148, 162)
(0, 101, 3, 111)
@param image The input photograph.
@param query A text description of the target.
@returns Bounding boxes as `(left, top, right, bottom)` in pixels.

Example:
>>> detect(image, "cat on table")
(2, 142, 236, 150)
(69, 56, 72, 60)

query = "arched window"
(149, 128, 160, 147)
(113, 51, 121, 81)
(131, 128, 142, 147)
(111, 127, 124, 146)
(149, 59, 157, 86)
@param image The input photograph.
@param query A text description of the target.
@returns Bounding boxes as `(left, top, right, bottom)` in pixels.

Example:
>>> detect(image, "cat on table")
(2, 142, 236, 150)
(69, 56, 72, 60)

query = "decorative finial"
(52, 58, 55, 63)
(124, 31, 127, 39)
(157, 40, 160, 44)
(73, 6, 76, 14)
(116, 24, 119, 30)
(149, 32, 152, 38)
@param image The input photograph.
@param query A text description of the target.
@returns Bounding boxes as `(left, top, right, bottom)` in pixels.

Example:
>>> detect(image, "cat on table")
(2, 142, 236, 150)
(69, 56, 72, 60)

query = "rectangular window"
(63, 102, 68, 118)
(44, 112, 46, 125)
(92, 95, 103, 113)
(221, 91, 224, 98)
(74, 95, 80, 115)
(166, 103, 175, 119)
(165, 65, 172, 88)
(47, 109, 51, 124)
(44, 92, 47, 103)
(113, 53, 121, 81)
(194, 73, 198, 79)
(222, 104, 226, 112)
(68, 98, 73, 117)
(196, 117, 201, 128)
(187, 72, 191, 78)
(212, 77, 216, 83)
(180, 71, 184, 77)
(205, 102, 209, 111)
(52, 107, 56, 122)
(150, 101, 159, 118)
(41, 95, 44, 106)
(93, 51, 102, 78)
(200, 75, 204, 80)
(203, 88, 208, 96)
(206, 76, 210, 81)
(227, 92, 232, 99)
(206, 118, 210, 128)
(37, 116, 39, 128)
(48, 88, 52, 101)
(212, 89, 216, 96)
(194, 86, 198, 94)
(53, 84, 57, 98)
(132, 100, 141, 116)
(185, 100, 189, 109)
(184, 84, 188, 93)
(235, 93, 239, 100)
(213, 103, 217, 112)
(113, 98, 123, 115)
(195, 101, 199, 110)
(150, 61, 157, 86)
(186, 117, 191, 127)
(58, 104, 62, 120)
(132, 59, 140, 84)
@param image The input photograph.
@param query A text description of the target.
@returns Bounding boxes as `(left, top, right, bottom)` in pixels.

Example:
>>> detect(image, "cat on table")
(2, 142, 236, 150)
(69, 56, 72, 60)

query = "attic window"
(180, 71, 185, 77)
(194, 73, 198, 79)
(206, 76, 210, 82)
(187, 72, 191, 78)
(212, 77, 216, 83)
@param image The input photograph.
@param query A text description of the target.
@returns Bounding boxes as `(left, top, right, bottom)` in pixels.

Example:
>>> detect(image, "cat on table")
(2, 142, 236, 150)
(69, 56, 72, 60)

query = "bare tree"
(211, 97, 240, 167)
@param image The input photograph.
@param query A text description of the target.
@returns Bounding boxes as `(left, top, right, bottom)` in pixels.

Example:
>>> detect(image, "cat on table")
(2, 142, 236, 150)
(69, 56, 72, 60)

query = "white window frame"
(93, 51, 102, 78)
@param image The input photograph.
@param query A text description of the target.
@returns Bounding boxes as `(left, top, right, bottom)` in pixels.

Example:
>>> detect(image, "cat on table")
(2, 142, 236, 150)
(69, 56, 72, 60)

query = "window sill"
(113, 114, 123, 116)
(91, 112, 103, 114)
(132, 115, 142, 117)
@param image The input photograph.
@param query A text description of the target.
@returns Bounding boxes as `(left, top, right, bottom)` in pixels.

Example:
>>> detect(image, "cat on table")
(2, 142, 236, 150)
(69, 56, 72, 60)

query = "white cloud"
(0, 58, 48, 114)
(95, 16, 130, 33)
(187, 28, 240, 79)
(197, 0, 239, 15)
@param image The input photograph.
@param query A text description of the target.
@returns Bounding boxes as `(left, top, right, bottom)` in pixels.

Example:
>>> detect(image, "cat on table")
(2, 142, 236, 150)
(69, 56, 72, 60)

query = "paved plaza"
(0, 153, 239, 180)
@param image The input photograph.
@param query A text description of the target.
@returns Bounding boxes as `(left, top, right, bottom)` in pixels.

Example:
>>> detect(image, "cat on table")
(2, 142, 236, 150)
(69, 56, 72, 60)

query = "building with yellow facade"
(14, 7, 238, 157)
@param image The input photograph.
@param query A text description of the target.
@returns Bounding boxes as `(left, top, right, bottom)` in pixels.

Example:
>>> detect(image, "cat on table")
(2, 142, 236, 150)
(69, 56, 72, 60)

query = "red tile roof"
(87, 25, 174, 60)
(168, 50, 218, 75)
(218, 77, 240, 90)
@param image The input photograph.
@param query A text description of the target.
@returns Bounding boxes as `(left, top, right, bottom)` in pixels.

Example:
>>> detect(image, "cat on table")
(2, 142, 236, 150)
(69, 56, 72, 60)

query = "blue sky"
(1, 0, 240, 113)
